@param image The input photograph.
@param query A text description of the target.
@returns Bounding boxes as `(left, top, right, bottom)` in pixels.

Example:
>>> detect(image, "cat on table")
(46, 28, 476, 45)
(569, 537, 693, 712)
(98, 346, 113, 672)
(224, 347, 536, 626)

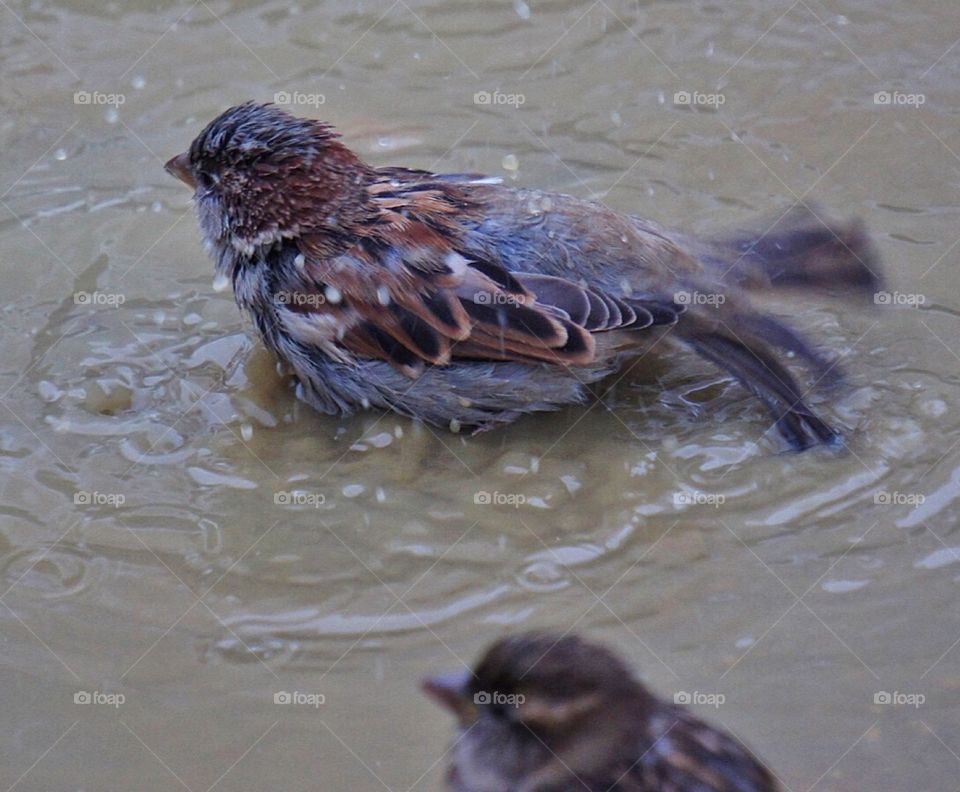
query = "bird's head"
(165, 102, 373, 257)
(423, 632, 648, 788)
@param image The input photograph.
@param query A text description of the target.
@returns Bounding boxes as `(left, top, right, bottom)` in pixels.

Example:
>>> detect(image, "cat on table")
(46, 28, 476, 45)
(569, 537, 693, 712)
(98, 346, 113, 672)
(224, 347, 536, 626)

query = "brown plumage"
(166, 102, 882, 449)
(423, 632, 780, 792)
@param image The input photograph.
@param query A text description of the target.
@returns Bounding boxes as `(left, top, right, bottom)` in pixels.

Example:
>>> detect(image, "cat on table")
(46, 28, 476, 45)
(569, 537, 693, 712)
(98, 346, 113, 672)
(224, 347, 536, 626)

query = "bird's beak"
(164, 152, 196, 189)
(421, 669, 471, 715)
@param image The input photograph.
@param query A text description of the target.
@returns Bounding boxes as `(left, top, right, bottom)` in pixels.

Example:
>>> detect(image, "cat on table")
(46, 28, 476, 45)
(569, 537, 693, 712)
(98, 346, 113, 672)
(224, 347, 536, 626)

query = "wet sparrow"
(423, 632, 779, 791)
(166, 102, 880, 449)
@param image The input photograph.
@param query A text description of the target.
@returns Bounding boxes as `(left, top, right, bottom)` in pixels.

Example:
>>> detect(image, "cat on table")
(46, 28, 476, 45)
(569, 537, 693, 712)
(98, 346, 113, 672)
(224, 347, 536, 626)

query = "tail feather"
(706, 206, 882, 294)
(678, 317, 841, 451)
(737, 311, 841, 385)
(664, 206, 879, 449)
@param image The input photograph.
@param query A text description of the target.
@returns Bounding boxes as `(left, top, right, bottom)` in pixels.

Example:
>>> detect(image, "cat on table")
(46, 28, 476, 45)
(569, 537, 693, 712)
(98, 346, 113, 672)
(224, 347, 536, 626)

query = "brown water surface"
(1, 1, 959, 789)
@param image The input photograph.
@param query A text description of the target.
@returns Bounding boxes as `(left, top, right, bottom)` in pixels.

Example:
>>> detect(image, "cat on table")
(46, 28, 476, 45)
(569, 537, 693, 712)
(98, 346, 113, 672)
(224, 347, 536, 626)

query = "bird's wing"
(634, 707, 779, 792)
(275, 178, 675, 377)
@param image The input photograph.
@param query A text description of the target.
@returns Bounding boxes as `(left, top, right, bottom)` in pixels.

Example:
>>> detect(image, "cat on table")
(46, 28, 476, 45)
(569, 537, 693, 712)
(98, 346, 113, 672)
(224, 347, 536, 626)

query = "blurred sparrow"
(423, 632, 779, 791)
(166, 102, 880, 449)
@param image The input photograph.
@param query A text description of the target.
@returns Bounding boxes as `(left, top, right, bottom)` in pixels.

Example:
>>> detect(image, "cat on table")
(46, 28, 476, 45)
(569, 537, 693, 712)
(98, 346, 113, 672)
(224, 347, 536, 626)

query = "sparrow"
(422, 632, 779, 791)
(165, 102, 880, 450)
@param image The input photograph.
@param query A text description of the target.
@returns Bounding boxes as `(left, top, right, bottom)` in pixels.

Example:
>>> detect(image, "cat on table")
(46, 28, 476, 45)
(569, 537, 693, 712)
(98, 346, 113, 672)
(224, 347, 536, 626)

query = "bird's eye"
(197, 172, 217, 190)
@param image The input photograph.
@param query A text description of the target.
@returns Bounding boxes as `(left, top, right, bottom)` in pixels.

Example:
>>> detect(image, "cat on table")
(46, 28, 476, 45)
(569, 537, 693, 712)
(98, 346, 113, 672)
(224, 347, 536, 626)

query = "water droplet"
(342, 483, 365, 498)
(514, 0, 530, 19)
(54, 148, 67, 161)
(132, 75, 146, 89)
(294, 253, 306, 269)
(38, 380, 63, 403)
(105, 109, 119, 124)
(501, 154, 519, 172)
(376, 286, 391, 306)
(444, 251, 468, 275)
(325, 285, 342, 304)
(367, 432, 392, 448)
(519, 560, 568, 592)
(199, 518, 222, 554)
(821, 579, 869, 593)
(240, 423, 253, 441)
(212, 273, 231, 292)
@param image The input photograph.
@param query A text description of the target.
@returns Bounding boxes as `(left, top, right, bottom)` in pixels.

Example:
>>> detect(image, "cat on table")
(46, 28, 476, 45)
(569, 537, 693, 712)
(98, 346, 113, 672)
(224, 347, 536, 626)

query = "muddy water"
(2, 1, 959, 789)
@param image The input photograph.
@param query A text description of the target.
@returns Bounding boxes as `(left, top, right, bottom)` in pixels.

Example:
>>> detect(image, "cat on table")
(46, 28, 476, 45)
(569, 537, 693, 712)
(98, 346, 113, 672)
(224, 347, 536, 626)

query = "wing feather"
(273, 172, 671, 378)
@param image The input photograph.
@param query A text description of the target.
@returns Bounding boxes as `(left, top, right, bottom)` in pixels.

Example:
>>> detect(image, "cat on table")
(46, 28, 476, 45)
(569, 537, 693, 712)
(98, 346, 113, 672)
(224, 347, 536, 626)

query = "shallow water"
(2, 0, 959, 789)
